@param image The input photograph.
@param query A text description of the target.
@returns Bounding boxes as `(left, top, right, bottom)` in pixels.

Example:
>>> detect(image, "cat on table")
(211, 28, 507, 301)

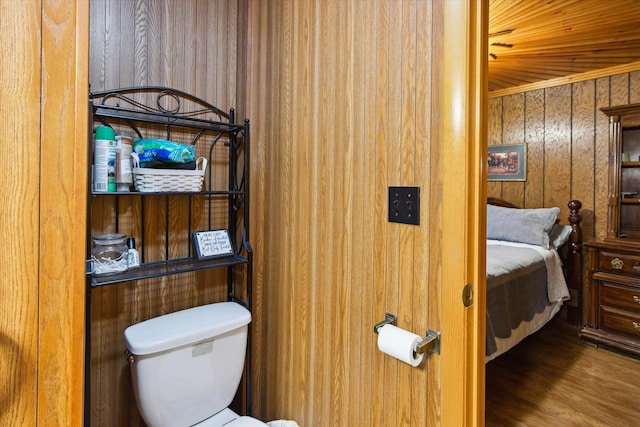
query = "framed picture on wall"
(487, 144, 527, 181)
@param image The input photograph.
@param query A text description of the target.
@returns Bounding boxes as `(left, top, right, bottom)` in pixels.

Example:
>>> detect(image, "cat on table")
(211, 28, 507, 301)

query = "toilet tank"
(124, 302, 252, 427)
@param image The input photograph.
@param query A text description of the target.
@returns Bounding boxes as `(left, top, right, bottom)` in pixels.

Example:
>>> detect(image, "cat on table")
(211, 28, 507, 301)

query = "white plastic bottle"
(127, 237, 140, 268)
(115, 132, 134, 192)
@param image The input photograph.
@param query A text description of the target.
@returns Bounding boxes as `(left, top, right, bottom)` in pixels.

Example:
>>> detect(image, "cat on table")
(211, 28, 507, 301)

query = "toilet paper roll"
(377, 324, 424, 367)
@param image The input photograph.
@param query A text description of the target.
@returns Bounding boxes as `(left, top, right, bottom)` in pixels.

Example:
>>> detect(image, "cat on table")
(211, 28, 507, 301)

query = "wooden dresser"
(580, 103, 640, 356)
(581, 240, 640, 356)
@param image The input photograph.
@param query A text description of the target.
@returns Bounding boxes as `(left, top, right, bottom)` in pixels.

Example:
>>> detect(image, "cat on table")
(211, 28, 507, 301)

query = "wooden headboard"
(487, 197, 583, 326)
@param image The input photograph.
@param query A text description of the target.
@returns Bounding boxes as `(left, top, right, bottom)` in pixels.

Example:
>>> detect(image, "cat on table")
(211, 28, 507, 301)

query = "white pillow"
(486, 204, 560, 249)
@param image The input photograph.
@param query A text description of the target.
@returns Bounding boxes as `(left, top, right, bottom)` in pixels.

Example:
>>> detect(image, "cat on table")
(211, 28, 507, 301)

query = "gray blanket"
(486, 244, 550, 357)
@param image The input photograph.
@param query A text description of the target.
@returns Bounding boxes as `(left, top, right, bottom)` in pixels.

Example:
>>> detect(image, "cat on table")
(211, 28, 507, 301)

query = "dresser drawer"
(600, 305, 640, 338)
(583, 240, 640, 356)
(601, 281, 640, 312)
(598, 249, 640, 275)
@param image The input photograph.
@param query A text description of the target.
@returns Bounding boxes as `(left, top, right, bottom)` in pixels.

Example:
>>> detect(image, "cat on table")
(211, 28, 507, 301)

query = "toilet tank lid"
(124, 302, 251, 355)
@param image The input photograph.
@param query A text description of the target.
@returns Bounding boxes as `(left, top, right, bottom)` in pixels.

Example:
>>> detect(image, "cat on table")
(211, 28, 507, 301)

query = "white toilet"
(124, 301, 267, 427)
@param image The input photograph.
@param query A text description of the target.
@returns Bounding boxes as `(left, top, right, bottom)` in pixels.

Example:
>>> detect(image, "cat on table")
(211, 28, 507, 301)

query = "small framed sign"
(192, 229, 233, 260)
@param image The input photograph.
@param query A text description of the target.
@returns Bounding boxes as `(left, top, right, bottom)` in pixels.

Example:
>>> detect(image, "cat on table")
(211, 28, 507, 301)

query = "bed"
(485, 197, 583, 362)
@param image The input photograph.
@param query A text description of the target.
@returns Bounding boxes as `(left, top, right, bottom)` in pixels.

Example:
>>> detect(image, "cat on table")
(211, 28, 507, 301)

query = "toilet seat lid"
(124, 302, 251, 355)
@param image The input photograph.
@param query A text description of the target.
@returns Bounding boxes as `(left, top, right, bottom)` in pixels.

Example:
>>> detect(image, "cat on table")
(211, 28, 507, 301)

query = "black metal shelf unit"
(84, 86, 251, 424)
(89, 254, 249, 287)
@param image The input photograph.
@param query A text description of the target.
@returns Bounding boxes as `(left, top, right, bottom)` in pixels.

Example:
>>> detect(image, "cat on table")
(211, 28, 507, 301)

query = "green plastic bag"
(133, 138, 196, 164)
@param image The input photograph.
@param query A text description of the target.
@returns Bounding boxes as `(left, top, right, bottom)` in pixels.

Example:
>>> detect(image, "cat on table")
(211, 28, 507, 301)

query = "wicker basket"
(131, 153, 207, 192)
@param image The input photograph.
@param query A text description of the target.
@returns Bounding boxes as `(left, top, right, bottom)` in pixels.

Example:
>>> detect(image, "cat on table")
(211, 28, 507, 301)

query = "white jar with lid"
(91, 233, 129, 275)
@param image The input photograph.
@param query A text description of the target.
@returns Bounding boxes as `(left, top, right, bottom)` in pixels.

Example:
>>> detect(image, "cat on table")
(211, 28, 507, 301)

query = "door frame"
(439, 1, 487, 425)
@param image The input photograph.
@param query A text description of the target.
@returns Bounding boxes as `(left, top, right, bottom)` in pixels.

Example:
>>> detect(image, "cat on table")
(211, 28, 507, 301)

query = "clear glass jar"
(91, 233, 128, 275)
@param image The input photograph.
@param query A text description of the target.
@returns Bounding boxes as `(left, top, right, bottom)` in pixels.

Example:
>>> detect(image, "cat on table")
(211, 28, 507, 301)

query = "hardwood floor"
(486, 317, 640, 426)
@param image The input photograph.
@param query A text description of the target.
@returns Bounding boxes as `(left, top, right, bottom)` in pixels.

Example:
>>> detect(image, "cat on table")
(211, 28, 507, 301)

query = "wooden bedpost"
(565, 200, 583, 326)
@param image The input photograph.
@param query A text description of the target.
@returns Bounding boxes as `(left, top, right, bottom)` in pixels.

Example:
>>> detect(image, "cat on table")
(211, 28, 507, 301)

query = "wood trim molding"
(440, 0, 486, 425)
(489, 60, 640, 98)
(38, 0, 88, 424)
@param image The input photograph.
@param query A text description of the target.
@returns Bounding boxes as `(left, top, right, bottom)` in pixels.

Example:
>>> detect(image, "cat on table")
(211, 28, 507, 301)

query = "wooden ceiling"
(488, 0, 640, 93)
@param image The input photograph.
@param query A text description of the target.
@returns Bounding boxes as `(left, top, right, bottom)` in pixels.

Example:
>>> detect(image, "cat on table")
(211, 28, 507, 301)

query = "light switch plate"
(388, 186, 420, 225)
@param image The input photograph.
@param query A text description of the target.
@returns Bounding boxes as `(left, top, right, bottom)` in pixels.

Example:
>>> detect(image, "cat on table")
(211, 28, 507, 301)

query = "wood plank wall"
(2, 1, 88, 425)
(487, 70, 640, 321)
(245, 1, 450, 425)
(1, 2, 42, 425)
(88, 1, 244, 425)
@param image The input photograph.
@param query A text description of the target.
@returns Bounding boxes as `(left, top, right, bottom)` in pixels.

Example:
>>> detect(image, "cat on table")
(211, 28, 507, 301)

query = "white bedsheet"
(485, 239, 569, 363)
(485, 300, 562, 362)
(487, 239, 570, 302)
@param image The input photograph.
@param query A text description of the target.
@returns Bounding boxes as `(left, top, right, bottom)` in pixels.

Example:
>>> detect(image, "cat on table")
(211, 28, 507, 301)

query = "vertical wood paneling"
(398, 2, 417, 424)
(372, 2, 391, 425)
(329, 4, 346, 423)
(113, 3, 138, 421)
(594, 77, 611, 239)
(413, 2, 432, 424)
(487, 98, 502, 145)
(246, 0, 459, 425)
(487, 97, 502, 197)
(584, 89, 601, 325)
(384, 2, 401, 423)
(282, 0, 295, 419)
(245, 0, 267, 420)
(611, 73, 630, 106)
(544, 85, 572, 214)
(571, 81, 596, 242)
(631, 71, 640, 104)
(3, 2, 88, 424)
(501, 93, 525, 204)
(335, 4, 352, 425)
(349, 2, 367, 424)
(524, 89, 545, 207)
(0, 1, 40, 425)
(360, 2, 378, 425)
(291, 3, 314, 425)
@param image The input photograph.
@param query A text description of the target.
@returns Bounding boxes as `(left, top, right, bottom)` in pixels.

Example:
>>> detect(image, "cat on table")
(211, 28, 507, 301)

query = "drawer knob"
(634, 262, 640, 272)
(634, 322, 640, 331)
(634, 296, 640, 305)
(611, 257, 624, 269)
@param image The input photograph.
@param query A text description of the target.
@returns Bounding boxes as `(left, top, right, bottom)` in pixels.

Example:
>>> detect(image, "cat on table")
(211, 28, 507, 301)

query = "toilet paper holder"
(373, 313, 441, 355)
(373, 312, 397, 333)
(416, 329, 440, 355)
